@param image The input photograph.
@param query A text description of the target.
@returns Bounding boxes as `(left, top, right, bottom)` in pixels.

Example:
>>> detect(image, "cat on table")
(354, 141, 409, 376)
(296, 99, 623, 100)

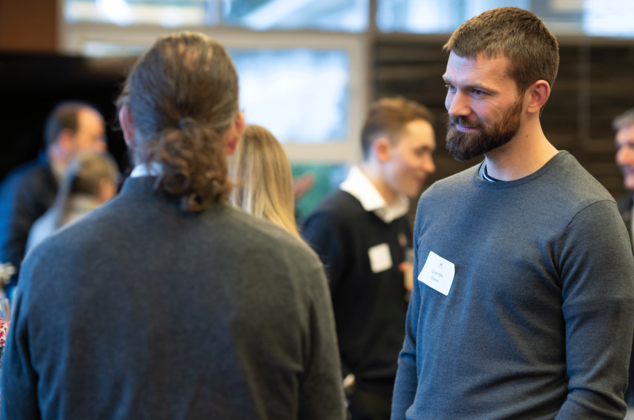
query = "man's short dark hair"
(43, 101, 99, 148)
(443, 7, 559, 94)
(613, 108, 634, 131)
(361, 97, 433, 161)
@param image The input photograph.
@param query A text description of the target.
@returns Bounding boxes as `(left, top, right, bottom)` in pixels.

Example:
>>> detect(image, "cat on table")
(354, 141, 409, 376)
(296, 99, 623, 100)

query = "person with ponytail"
(230, 125, 301, 240)
(2, 32, 346, 420)
(25, 151, 119, 253)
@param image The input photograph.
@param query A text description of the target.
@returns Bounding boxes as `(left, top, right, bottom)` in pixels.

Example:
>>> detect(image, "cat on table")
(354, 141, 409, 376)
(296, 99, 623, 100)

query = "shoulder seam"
(564, 199, 616, 234)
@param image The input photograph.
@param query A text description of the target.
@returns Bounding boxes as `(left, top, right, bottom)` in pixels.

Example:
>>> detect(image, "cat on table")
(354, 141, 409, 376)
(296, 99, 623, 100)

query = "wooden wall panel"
(0, 0, 57, 52)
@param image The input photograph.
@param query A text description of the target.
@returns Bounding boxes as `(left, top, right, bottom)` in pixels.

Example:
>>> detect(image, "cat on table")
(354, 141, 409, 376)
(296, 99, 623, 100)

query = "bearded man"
(391, 7, 634, 420)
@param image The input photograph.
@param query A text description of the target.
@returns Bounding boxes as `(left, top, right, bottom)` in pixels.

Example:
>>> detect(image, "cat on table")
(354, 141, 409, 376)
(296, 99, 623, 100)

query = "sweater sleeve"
(556, 200, 634, 420)
(391, 208, 424, 419)
(298, 265, 347, 420)
(0, 263, 41, 420)
(300, 212, 348, 293)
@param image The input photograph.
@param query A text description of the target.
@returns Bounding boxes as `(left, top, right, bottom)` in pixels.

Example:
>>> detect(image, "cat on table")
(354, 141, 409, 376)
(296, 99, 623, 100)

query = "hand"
(343, 373, 355, 397)
(400, 262, 414, 292)
(293, 173, 315, 200)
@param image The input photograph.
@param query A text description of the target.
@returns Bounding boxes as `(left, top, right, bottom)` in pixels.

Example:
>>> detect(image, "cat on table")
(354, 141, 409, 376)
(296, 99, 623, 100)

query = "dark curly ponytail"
(117, 32, 239, 211)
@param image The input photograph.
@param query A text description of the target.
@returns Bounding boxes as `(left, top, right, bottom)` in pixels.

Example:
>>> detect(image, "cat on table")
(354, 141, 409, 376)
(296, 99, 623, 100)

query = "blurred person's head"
(442, 7, 559, 161)
(51, 151, 119, 229)
(230, 125, 300, 240)
(44, 102, 107, 165)
(117, 32, 245, 212)
(614, 108, 634, 190)
(361, 97, 436, 198)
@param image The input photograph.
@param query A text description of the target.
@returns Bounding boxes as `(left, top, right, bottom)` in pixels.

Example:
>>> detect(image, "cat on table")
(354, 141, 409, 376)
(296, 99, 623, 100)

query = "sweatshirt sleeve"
(391, 207, 424, 419)
(556, 200, 634, 420)
(1, 268, 41, 420)
(298, 265, 347, 420)
(300, 212, 348, 293)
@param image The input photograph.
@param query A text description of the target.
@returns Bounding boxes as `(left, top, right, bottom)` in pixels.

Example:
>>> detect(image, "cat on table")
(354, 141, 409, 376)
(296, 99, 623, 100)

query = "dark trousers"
(348, 384, 393, 420)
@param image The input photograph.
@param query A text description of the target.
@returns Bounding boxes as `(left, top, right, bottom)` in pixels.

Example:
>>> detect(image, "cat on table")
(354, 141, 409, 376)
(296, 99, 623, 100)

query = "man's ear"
(225, 111, 245, 156)
(372, 138, 392, 163)
(526, 80, 551, 114)
(119, 106, 135, 149)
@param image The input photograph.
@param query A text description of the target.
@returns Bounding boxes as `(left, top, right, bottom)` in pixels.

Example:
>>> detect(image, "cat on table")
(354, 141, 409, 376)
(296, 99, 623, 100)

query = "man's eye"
(445, 84, 455, 92)
(472, 89, 485, 96)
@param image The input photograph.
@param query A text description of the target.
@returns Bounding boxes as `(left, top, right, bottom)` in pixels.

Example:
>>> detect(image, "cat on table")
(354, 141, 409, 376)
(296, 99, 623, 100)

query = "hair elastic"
(178, 118, 197, 129)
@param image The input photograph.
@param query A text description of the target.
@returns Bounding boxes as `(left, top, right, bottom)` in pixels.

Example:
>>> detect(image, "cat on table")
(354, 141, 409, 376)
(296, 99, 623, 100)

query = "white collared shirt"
(129, 163, 162, 178)
(340, 166, 410, 224)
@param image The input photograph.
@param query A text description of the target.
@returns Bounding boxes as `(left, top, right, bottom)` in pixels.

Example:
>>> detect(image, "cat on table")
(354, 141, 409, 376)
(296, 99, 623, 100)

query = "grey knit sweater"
(2, 176, 347, 420)
(392, 152, 634, 420)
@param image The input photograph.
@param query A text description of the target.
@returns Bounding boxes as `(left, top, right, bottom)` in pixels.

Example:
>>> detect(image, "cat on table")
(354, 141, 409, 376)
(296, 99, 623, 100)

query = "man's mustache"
(448, 116, 485, 129)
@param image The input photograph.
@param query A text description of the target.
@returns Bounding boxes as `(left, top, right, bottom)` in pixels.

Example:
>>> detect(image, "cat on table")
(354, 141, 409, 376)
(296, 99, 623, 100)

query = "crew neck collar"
(473, 151, 568, 189)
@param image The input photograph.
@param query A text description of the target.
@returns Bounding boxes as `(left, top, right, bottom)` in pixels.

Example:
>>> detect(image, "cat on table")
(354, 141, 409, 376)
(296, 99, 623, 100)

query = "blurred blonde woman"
(26, 151, 118, 253)
(230, 125, 301, 240)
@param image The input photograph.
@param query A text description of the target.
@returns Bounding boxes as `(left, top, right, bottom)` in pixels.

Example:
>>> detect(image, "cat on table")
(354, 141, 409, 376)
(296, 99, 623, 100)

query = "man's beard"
(445, 98, 523, 161)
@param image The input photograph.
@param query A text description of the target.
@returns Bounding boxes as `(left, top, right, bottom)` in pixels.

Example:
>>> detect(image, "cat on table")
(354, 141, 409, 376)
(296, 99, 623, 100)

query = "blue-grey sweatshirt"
(1, 176, 347, 420)
(392, 152, 634, 420)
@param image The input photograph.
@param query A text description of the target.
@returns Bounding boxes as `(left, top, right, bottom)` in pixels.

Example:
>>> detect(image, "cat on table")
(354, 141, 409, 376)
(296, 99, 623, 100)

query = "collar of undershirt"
(479, 162, 502, 182)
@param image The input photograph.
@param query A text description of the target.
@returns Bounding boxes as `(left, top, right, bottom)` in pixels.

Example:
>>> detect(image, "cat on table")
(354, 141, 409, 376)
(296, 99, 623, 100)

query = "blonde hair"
(230, 125, 300, 240)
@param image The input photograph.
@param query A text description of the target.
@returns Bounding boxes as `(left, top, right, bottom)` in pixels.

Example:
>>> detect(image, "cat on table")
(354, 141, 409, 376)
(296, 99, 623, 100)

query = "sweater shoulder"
(420, 153, 614, 210)
(223, 205, 322, 268)
(546, 153, 614, 208)
(29, 193, 322, 275)
(419, 164, 480, 203)
(617, 193, 633, 216)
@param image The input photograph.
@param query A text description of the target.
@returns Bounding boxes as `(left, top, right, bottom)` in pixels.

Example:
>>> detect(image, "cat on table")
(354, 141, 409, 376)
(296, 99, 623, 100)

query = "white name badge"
(368, 243, 393, 273)
(418, 251, 456, 296)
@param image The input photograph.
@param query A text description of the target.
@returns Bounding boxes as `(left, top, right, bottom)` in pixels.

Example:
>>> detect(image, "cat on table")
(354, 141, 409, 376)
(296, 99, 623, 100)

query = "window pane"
(291, 163, 348, 220)
(376, 0, 537, 34)
(464, 0, 529, 19)
(82, 41, 148, 57)
(75, 44, 351, 143)
(223, 0, 368, 32)
(65, 0, 218, 27)
(377, 0, 464, 34)
(229, 48, 350, 143)
(377, 0, 634, 38)
(583, 0, 634, 37)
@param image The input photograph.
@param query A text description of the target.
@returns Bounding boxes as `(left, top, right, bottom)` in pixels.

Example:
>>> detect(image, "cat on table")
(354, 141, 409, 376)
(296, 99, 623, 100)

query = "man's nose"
(447, 91, 471, 118)
(617, 146, 634, 165)
(423, 154, 436, 175)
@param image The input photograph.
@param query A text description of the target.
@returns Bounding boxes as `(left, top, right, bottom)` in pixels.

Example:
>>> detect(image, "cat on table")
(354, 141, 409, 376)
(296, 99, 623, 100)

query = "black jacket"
(0, 153, 58, 287)
(301, 190, 411, 399)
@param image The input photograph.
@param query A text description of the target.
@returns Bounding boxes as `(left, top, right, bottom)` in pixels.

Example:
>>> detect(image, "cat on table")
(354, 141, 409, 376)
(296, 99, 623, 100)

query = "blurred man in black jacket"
(0, 102, 106, 294)
(301, 98, 436, 420)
